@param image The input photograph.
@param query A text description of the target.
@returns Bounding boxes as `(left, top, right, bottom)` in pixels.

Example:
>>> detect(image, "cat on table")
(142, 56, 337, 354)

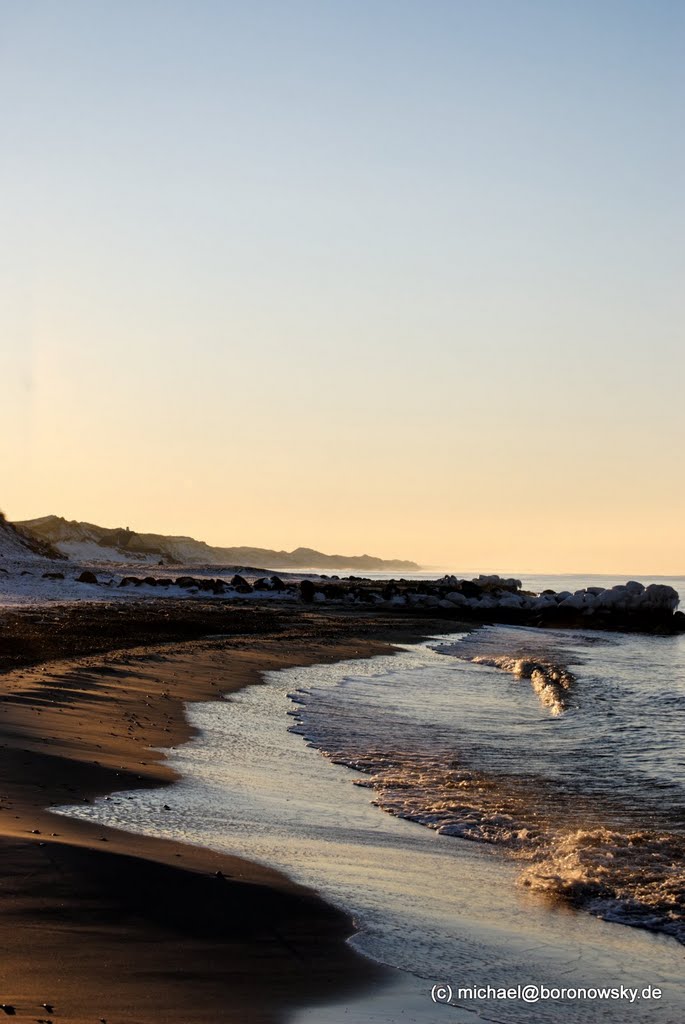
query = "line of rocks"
(38, 570, 684, 633)
(116, 573, 290, 595)
(300, 573, 684, 632)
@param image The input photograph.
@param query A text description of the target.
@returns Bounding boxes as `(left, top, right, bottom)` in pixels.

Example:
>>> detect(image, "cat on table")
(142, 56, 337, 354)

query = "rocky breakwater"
(298, 574, 684, 633)
(116, 573, 293, 597)
(36, 566, 683, 633)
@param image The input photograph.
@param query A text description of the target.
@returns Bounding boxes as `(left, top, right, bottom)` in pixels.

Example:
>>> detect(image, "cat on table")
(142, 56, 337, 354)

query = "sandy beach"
(0, 602, 455, 1023)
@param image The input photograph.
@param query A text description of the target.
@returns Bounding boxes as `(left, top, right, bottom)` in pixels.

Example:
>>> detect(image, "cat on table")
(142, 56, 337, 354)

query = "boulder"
(119, 576, 142, 587)
(175, 576, 198, 588)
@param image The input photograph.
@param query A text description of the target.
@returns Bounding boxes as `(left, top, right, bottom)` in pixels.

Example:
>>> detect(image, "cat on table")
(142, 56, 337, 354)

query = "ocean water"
(55, 574, 685, 1022)
(292, 624, 685, 942)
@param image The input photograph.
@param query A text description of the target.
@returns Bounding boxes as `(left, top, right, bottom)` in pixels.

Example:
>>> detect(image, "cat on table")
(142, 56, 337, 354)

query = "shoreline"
(61, 624, 685, 1024)
(0, 603, 461, 1023)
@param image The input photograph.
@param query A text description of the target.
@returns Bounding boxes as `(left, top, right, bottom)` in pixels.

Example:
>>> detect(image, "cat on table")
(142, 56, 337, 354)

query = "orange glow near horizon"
(1, 5, 683, 576)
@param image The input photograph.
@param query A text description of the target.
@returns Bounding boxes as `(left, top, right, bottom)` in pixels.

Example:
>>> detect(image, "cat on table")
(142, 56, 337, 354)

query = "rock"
(119, 576, 142, 587)
(76, 571, 98, 584)
(175, 576, 198, 588)
(231, 574, 248, 587)
(300, 580, 316, 602)
(42, 572, 64, 579)
(143, 577, 157, 587)
(644, 583, 679, 611)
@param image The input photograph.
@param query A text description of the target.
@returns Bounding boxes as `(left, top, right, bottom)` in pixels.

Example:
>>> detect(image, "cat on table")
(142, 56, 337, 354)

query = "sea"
(56, 573, 685, 1023)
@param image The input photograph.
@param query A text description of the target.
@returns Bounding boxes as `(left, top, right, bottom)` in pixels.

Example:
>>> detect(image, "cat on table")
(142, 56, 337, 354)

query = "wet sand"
(0, 603, 456, 1023)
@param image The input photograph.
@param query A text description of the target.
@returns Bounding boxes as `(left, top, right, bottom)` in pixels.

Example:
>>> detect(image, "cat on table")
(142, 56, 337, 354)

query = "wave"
(286, 627, 685, 945)
(521, 827, 685, 943)
(470, 654, 573, 715)
(289, 703, 685, 944)
(433, 627, 576, 714)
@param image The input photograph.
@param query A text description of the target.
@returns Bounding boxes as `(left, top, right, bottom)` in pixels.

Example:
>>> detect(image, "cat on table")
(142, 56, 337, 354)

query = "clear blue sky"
(1, 1, 683, 571)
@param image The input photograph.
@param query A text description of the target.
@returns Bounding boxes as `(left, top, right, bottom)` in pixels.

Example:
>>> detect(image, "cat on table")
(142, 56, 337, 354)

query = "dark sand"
(0, 602, 460, 1023)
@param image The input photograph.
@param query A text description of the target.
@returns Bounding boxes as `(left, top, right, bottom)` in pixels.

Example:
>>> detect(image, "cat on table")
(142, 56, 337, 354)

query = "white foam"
(471, 654, 573, 715)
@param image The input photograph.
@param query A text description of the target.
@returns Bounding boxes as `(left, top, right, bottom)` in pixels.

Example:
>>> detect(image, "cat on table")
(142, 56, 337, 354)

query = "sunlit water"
(55, 575, 685, 1022)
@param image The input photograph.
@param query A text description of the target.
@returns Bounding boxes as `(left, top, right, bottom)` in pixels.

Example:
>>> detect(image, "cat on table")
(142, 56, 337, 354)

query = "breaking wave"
(288, 722, 685, 944)
(287, 626, 685, 945)
(522, 827, 685, 942)
(470, 655, 573, 715)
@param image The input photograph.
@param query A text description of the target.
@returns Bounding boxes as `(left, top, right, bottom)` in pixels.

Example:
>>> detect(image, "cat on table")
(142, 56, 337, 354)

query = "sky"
(1, 0, 683, 573)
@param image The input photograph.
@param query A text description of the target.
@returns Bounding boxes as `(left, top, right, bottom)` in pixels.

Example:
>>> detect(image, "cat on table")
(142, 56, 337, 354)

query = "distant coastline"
(16, 514, 420, 572)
